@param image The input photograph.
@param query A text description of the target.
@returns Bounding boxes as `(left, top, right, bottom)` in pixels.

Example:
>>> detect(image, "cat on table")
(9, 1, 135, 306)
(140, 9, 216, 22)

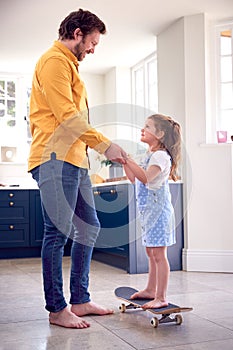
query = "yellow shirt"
(28, 40, 111, 171)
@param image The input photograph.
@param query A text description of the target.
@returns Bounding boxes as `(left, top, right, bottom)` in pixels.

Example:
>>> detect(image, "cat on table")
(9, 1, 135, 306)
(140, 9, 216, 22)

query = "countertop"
(0, 179, 182, 190)
(0, 180, 130, 190)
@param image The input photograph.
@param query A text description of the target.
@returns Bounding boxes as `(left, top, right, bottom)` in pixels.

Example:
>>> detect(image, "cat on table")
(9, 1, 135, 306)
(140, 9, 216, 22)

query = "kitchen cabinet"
(0, 182, 184, 273)
(0, 190, 29, 248)
(92, 182, 184, 273)
(92, 183, 143, 273)
(0, 189, 43, 258)
(0, 189, 71, 258)
(29, 190, 44, 246)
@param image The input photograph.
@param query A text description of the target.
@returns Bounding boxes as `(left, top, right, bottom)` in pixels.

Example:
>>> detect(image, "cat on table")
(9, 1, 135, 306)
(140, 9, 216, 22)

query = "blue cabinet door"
(29, 190, 44, 246)
(0, 190, 29, 248)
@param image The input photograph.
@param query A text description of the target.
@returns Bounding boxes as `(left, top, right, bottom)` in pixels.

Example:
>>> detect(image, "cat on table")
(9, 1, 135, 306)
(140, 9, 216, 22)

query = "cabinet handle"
(9, 201, 14, 206)
(110, 189, 116, 194)
(93, 190, 100, 195)
(9, 193, 14, 198)
(9, 225, 14, 230)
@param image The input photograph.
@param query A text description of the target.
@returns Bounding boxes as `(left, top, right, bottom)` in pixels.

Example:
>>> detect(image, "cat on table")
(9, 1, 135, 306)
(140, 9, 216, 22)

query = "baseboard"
(182, 249, 233, 273)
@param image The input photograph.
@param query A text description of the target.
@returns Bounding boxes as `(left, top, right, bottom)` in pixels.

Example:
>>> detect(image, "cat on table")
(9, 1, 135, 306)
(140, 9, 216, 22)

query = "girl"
(124, 114, 181, 309)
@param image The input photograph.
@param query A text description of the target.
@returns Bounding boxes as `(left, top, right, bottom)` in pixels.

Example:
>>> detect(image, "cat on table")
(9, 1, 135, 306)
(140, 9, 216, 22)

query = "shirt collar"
(53, 40, 79, 69)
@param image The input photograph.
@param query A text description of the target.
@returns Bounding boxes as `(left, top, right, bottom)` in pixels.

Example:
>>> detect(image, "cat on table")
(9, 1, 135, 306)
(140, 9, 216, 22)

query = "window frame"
(214, 21, 233, 141)
(0, 73, 30, 163)
(131, 52, 158, 113)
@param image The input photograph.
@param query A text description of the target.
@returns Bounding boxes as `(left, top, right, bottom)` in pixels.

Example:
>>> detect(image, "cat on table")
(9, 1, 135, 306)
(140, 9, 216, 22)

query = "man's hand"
(104, 143, 127, 164)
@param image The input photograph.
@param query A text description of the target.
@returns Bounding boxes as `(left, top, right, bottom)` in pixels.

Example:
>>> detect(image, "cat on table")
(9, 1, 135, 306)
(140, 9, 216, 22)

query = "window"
(215, 23, 233, 138)
(0, 74, 31, 163)
(0, 79, 16, 125)
(132, 52, 158, 112)
(130, 53, 158, 152)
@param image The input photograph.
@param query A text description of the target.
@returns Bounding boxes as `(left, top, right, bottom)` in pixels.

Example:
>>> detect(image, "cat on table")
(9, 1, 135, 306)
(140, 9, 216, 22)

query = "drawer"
(0, 201, 29, 223)
(0, 224, 29, 247)
(93, 185, 129, 227)
(0, 190, 29, 202)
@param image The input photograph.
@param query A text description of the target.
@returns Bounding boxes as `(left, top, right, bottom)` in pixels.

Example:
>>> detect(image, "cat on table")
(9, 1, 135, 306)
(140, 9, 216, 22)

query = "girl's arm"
(123, 163, 136, 183)
(124, 157, 161, 184)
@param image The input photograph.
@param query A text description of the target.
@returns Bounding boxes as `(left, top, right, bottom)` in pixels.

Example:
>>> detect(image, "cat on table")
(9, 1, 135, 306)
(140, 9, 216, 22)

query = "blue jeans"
(31, 159, 100, 313)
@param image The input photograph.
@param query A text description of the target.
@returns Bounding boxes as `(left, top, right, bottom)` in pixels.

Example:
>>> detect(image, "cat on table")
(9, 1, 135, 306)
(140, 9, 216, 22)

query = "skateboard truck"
(150, 313, 183, 328)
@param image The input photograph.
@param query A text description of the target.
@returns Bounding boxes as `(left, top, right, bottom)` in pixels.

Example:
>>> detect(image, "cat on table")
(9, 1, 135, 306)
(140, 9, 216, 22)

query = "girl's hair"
(58, 8, 106, 40)
(148, 114, 182, 181)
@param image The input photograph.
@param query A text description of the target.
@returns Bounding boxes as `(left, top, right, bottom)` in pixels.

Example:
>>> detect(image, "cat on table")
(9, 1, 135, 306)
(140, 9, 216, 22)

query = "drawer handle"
(110, 189, 116, 194)
(93, 190, 100, 195)
(9, 225, 14, 230)
(9, 201, 14, 206)
(9, 193, 14, 198)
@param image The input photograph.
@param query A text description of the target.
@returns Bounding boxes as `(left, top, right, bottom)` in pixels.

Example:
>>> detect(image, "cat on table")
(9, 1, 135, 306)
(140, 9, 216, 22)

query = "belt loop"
(50, 152, 56, 160)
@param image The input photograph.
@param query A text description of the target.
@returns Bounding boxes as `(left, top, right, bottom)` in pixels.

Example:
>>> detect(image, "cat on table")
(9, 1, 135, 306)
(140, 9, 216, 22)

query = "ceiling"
(1, 0, 233, 75)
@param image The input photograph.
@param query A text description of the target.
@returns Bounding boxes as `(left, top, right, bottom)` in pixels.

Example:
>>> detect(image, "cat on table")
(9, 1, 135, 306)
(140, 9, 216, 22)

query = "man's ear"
(74, 28, 82, 40)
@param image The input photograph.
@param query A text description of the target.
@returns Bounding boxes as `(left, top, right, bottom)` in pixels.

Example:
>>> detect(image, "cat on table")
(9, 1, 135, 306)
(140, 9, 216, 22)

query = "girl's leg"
(143, 246, 169, 309)
(130, 247, 158, 300)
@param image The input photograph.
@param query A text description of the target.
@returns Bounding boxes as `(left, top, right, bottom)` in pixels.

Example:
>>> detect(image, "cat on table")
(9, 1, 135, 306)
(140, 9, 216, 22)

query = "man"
(28, 8, 127, 329)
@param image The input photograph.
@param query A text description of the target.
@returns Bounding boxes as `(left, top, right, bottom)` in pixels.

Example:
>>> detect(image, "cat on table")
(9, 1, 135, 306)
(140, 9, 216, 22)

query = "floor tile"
(0, 257, 233, 350)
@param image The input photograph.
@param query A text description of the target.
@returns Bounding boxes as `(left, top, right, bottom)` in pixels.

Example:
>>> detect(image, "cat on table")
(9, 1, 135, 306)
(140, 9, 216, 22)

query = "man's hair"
(58, 8, 106, 39)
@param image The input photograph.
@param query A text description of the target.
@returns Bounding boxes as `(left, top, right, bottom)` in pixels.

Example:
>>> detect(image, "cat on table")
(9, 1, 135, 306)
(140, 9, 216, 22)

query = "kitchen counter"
(92, 181, 184, 273)
(0, 179, 39, 190)
(1, 179, 184, 273)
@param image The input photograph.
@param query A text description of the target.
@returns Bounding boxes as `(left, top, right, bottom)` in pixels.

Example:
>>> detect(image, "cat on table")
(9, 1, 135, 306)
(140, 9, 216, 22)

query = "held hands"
(104, 143, 128, 164)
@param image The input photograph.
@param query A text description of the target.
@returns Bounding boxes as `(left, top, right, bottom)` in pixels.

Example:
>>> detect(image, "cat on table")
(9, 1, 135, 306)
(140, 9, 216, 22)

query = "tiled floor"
(0, 257, 233, 350)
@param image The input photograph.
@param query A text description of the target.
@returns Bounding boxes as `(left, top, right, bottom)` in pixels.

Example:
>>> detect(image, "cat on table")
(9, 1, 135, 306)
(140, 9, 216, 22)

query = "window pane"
(135, 68, 143, 90)
(148, 60, 157, 84)
(135, 90, 144, 106)
(220, 30, 232, 55)
(7, 100, 15, 117)
(216, 27, 233, 142)
(135, 68, 144, 106)
(0, 81, 5, 97)
(148, 84, 157, 112)
(0, 100, 5, 117)
(221, 56, 232, 82)
(221, 83, 233, 109)
(7, 81, 15, 98)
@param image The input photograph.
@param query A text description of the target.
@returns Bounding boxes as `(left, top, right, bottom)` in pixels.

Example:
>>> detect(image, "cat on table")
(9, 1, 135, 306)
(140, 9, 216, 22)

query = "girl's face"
(140, 118, 157, 144)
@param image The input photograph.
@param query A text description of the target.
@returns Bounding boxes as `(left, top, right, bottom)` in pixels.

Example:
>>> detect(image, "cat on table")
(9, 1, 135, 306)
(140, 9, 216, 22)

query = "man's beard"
(74, 39, 86, 61)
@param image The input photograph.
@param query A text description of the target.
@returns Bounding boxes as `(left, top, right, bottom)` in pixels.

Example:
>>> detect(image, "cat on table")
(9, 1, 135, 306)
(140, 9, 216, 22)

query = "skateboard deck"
(115, 286, 193, 328)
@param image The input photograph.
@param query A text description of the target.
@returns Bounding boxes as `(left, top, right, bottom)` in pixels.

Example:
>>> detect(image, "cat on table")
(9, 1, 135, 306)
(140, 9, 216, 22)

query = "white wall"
(82, 72, 105, 108)
(87, 67, 132, 179)
(2, 14, 233, 272)
(158, 14, 233, 272)
(0, 162, 36, 187)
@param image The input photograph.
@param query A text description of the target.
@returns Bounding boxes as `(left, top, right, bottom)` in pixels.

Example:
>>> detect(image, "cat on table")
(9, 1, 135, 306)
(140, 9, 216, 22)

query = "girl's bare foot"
(142, 298, 168, 309)
(49, 307, 90, 328)
(71, 301, 114, 317)
(130, 289, 155, 300)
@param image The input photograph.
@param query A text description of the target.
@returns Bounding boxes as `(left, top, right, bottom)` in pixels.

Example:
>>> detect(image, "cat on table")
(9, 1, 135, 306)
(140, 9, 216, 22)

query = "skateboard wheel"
(150, 317, 159, 328)
(119, 304, 126, 313)
(175, 314, 183, 325)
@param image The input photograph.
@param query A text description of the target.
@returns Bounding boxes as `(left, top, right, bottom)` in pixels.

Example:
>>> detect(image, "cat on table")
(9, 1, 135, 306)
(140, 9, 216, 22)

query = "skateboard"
(115, 286, 193, 328)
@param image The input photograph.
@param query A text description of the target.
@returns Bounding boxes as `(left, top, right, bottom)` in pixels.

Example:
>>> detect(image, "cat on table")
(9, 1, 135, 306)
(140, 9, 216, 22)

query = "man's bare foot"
(71, 301, 114, 317)
(130, 289, 155, 300)
(142, 298, 168, 309)
(49, 307, 90, 328)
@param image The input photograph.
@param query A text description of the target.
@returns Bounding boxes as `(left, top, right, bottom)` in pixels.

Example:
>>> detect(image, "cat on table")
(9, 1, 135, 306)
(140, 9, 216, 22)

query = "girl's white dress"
(135, 150, 176, 247)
